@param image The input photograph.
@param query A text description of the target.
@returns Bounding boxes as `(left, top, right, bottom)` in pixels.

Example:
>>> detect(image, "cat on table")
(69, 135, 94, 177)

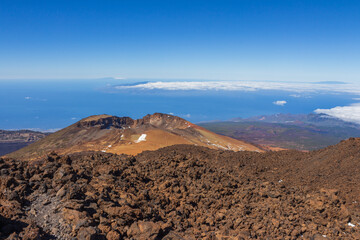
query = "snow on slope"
(135, 134, 147, 143)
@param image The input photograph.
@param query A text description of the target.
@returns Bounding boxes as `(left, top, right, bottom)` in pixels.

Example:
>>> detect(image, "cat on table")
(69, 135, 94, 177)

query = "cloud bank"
(114, 80, 360, 95)
(315, 103, 360, 124)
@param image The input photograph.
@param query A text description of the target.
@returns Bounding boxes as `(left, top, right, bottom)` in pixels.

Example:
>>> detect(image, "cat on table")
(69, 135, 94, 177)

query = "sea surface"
(0, 79, 358, 130)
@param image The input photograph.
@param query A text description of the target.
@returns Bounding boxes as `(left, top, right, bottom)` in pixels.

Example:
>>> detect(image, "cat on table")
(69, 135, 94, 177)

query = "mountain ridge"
(231, 113, 360, 129)
(200, 113, 360, 151)
(7, 113, 261, 160)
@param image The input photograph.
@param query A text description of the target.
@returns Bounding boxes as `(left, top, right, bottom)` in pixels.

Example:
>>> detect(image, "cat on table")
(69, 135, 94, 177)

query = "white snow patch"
(322, 235, 327, 237)
(108, 145, 112, 148)
(101, 150, 106, 153)
(135, 134, 147, 143)
(278, 179, 283, 183)
(210, 143, 228, 150)
(348, 222, 356, 227)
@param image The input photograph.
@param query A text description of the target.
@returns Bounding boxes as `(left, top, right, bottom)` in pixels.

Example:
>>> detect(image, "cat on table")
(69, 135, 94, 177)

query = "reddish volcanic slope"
(7, 113, 262, 160)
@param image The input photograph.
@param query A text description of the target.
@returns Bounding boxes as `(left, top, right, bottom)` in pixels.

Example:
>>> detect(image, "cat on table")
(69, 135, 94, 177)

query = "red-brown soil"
(1, 138, 360, 239)
(7, 113, 261, 160)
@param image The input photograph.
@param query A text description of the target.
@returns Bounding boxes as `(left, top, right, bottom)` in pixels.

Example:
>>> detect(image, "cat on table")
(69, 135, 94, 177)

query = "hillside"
(236, 113, 360, 129)
(0, 130, 48, 156)
(7, 113, 261, 160)
(200, 114, 360, 150)
(1, 139, 360, 239)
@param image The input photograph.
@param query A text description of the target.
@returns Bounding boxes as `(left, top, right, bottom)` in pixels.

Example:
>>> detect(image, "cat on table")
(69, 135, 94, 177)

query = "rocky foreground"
(1, 140, 360, 239)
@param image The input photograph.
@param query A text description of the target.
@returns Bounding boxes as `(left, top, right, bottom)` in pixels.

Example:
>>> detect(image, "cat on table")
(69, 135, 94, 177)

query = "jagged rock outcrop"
(78, 113, 195, 130)
(77, 115, 134, 129)
(1, 140, 360, 239)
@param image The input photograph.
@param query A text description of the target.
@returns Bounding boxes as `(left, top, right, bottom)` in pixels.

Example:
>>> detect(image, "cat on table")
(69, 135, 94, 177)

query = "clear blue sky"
(0, 0, 359, 81)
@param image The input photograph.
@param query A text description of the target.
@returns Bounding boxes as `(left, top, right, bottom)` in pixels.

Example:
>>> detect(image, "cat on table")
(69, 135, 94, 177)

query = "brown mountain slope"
(1, 139, 360, 239)
(7, 113, 261, 160)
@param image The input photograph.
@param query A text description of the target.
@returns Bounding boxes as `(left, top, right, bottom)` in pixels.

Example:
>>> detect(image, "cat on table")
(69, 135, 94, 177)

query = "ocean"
(0, 79, 358, 130)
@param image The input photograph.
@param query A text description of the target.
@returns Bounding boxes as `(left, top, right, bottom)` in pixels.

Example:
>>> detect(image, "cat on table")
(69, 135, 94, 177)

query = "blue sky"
(0, 0, 360, 81)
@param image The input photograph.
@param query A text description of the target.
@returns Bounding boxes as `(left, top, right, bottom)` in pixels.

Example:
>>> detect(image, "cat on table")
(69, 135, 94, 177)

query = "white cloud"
(114, 80, 360, 95)
(23, 128, 60, 133)
(273, 100, 287, 106)
(24, 96, 48, 101)
(315, 103, 360, 124)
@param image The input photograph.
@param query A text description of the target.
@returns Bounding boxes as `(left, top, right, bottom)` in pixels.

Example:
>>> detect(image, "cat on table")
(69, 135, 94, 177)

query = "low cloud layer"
(273, 100, 287, 106)
(114, 80, 360, 95)
(315, 103, 360, 124)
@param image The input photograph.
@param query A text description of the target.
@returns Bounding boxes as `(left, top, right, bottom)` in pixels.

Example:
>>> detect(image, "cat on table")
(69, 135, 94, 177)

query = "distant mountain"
(0, 129, 48, 156)
(200, 113, 360, 151)
(232, 113, 360, 128)
(7, 113, 261, 160)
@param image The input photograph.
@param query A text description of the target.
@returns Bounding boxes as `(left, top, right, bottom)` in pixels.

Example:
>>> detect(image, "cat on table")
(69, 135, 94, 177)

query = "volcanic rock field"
(1, 139, 360, 239)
